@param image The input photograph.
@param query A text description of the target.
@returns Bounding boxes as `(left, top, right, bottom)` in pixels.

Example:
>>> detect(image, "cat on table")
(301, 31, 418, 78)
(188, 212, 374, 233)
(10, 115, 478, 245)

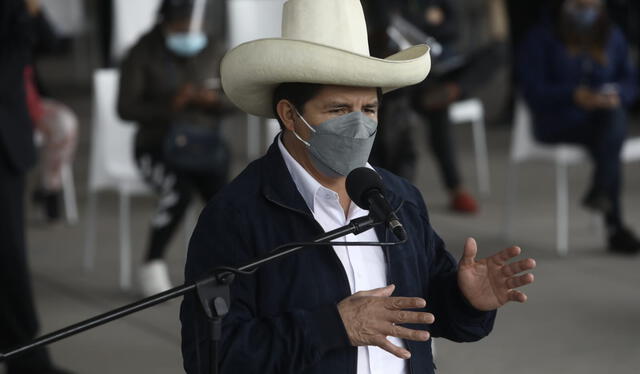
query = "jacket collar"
(260, 137, 404, 216)
(261, 137, 315, 217)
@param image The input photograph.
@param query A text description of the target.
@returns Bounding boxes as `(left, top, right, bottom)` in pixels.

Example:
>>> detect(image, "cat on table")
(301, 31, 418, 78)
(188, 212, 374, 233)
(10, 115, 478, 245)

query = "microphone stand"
(0, 215, 380, 374)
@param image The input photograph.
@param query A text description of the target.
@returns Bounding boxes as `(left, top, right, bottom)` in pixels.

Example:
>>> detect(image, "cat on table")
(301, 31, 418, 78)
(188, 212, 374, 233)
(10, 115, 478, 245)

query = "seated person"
(24, 0, 79, 222)
(517, 0, 639, 254)
(366, 0, 508, 213)
(118, 0, 234, 296)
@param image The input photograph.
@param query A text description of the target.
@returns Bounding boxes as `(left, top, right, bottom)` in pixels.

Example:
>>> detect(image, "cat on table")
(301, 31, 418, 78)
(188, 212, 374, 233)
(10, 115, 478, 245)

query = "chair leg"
(504, 162, 518, 241)
(119, 192, 133, 290)
(590, 213, 605, 242)
(556, 163, 570, 256)
(84, 191, 98, 271)
(61, 163, 79, 224)
(472, 118, 491, 197)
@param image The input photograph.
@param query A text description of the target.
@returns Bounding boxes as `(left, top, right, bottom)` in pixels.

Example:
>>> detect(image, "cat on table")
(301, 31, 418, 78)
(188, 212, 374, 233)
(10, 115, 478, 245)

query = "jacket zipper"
(266, 194, 357, 372)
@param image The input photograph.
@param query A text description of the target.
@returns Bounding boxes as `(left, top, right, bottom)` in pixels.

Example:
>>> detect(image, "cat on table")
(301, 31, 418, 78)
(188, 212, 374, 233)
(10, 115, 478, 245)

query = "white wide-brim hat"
(220, 0, 431, 118)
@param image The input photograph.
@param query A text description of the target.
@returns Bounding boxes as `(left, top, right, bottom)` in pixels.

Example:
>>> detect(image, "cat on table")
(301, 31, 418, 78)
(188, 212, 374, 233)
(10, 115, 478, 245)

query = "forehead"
(309, 85, 379, 104)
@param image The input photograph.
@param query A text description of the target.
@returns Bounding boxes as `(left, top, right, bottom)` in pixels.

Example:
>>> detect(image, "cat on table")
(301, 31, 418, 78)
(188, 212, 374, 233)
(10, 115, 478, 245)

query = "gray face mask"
(292, 109, 378, 177)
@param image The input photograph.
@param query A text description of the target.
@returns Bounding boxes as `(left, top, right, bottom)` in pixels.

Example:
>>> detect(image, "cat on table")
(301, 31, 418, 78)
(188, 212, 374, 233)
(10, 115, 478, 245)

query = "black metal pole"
(0, 283, 196, 360)
(0, 216, 378, 364)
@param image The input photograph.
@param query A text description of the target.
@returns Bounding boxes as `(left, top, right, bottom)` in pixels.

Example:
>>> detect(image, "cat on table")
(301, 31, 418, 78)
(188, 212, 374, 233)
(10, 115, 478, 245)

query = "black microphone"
(346, 167, 407, 241)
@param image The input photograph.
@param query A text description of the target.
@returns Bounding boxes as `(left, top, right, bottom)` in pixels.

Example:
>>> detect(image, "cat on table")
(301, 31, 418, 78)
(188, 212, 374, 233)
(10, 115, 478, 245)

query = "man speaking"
(180, 0, 536, 373)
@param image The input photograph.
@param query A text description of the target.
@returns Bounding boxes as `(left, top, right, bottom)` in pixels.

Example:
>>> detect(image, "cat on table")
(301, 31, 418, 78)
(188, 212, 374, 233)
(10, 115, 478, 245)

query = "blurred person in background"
(23, 0, 79, 223)
(0, 0, 73, 373)
(518, 0, 640, 254)
(366, 0, 508, 214)
(118, 0, 234, 297)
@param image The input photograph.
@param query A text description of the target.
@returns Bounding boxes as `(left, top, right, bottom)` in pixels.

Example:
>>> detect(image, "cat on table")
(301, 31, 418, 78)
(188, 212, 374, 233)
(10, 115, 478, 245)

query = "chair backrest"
(449, 98, 484, 125)
(622, 137, 640, 162)
(510, 98, 586, 164)
(89, 69, 146, 193)
(111, 0, 161, 62)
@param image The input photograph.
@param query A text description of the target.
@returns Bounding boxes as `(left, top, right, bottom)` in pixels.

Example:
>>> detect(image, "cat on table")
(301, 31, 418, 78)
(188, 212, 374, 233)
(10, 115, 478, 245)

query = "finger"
(502, 258, 537, 277)
(374, 336, 412, 359)
(387, 310, 435, 325)
(356, 284, 395, 298)
(385, 297, 427, 310)
(507, 289, 528, 303)
(383, 324, 431, 342)
(495, 246, 521, 263)
(459, 237, 477, 266)
(506, 273, 534, 289)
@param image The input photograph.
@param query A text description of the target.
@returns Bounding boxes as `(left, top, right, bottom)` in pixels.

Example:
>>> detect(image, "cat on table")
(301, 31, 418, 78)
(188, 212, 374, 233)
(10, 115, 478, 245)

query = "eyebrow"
(323, 100, 379, 109)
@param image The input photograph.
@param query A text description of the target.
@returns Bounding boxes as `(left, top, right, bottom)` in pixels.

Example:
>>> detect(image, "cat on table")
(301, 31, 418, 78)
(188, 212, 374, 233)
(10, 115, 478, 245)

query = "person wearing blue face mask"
(118, 0, 235, 297)
(517, 0, 640, 254)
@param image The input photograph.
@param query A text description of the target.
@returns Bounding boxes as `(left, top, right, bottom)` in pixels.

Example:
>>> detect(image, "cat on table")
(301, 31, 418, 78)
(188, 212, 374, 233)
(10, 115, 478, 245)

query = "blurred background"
(1, 0, 639, 373)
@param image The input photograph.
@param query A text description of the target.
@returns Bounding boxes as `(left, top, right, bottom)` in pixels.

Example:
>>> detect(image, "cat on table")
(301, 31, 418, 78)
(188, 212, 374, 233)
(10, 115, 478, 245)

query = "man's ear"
(276, 100, 297, 131)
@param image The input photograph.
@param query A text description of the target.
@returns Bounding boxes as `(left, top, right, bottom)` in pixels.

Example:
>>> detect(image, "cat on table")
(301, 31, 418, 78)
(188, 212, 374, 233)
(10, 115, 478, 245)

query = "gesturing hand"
(337, 284, 434, 359)
(457, 238, 536, 311)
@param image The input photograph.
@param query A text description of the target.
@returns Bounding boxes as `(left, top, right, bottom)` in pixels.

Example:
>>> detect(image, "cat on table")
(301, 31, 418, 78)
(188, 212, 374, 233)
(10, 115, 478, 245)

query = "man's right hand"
(337, 284, 434, 359)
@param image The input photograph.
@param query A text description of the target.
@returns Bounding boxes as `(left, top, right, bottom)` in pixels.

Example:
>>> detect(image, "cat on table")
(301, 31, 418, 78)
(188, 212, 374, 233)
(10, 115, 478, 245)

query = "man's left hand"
(457, 238, 536, 311)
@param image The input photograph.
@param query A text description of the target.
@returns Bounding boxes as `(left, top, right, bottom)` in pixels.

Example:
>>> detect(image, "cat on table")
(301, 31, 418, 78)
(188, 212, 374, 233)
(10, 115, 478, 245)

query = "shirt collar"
(277, 134, 374, 216)
(278, 135, 328, 213)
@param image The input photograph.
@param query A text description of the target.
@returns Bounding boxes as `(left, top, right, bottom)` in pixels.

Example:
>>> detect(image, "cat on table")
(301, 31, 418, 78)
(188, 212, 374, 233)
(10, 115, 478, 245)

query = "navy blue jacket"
(180, 140, 496, 374)
(517, 21, 638, 140)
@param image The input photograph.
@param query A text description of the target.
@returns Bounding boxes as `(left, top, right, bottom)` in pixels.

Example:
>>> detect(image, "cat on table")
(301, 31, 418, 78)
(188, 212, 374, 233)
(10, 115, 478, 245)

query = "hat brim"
(220, 38, 431, 118)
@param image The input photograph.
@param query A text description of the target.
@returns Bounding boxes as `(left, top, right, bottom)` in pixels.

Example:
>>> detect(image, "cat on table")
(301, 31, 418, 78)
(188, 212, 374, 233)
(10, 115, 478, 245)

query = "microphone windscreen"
(346, 167, 384, 210)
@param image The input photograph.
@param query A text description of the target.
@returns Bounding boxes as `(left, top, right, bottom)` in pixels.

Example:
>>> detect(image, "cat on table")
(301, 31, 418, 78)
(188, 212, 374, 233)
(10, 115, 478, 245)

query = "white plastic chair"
(504, 99, 588, 256)
(84, 69, 150, 289)
(85, 69, 151, 290)
(448, 98, 491, 196)
(86, 69, 196, 290)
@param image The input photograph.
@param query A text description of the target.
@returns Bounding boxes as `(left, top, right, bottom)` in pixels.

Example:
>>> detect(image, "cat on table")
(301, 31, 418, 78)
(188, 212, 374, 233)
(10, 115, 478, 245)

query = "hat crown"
(282, 0, 370, 56)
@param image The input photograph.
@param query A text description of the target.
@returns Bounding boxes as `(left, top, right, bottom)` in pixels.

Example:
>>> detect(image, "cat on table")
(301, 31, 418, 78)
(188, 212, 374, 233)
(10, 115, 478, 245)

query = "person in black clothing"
(118, 0, 234, 296)
(0, 1, 73, 373)
(366, 0, 507, 213)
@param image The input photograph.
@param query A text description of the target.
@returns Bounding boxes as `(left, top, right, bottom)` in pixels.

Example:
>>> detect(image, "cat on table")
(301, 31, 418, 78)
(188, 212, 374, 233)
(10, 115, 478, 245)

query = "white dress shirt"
(278, 137, 407, 374)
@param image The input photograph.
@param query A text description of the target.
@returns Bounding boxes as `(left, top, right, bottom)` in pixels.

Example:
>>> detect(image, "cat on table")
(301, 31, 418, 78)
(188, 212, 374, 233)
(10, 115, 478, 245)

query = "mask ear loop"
(291, 107, 316, 147)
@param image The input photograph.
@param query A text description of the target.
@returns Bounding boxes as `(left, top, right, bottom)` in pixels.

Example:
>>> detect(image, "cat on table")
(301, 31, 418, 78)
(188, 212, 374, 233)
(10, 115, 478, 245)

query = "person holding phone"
(518, 0, 640, 254)
(118, 0, 235, 296)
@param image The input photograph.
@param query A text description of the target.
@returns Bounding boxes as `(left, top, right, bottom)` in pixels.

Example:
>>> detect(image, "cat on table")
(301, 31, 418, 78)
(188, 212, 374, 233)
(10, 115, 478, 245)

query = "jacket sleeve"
(516, 27, 577, 112)
(610, 28, 638, 107)
(412, 187, 496, 342)
(116, 41, 174, 124)
(180, 199, 352, 374)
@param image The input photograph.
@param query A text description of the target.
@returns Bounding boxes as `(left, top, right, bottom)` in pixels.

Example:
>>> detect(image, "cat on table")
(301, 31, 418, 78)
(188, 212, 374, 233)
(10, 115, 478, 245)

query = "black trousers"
(135, 147, 228, 262)
(0, 149, 53, 373)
